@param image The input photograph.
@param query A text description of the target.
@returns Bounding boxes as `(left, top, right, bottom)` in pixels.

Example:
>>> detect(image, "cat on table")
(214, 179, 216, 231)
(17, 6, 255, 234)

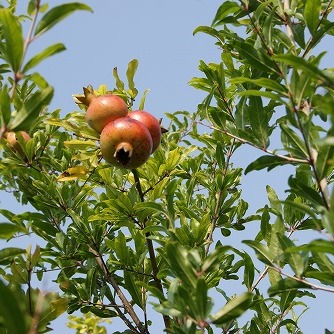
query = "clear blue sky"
(1, 1, 334, 332)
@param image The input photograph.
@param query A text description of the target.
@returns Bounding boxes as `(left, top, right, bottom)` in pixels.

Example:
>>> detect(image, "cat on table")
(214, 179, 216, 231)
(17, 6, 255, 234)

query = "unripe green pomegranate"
(85, 94, 128, 133)
(4, 131, 31, 156)
(128, 110, 162, 153)
(100, 117, 153, 169)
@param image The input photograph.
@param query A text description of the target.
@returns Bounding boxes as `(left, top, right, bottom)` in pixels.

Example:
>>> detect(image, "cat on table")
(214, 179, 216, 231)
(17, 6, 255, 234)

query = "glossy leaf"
(22, 43, 66, 73)
(7, 86, 54, 131)
(0, 223, 27, 239)
(0, 86, 11, 125)
(126, 59, 138, 91)
(211, 292, 253, 324)
(0, 9, 24, 72)
(0, 247, 25, 263)
(243, 240, 275, 266)
(268, 277, 310, 296)
(34, 3, 92, 36)
(245, 155, 296, 174)
(273, 54, 334, 90)
(304, 0, 321, 36)
(0, 281, 27, 334)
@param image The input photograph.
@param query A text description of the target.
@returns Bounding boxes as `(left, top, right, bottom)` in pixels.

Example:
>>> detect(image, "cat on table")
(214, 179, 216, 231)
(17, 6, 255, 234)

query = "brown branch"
(132, 169, 171, 330)
(270, 266, 334, 293)
(89, 246, 146, 334)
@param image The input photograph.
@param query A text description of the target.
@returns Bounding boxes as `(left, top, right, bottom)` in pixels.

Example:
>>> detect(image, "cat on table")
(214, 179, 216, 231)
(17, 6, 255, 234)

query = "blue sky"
(1, 1, 334, 332)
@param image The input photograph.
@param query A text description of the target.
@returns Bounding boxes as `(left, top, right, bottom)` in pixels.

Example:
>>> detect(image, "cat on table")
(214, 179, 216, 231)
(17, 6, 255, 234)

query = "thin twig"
(132, 169, 171, 331)
(270, 266, 334, 293)
(200, 121, 309, 164)
(89, 246, 145, 334)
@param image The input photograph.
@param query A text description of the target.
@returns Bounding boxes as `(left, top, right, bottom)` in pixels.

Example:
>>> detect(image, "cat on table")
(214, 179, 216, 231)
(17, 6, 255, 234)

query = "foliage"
(1, 0, 334, 333)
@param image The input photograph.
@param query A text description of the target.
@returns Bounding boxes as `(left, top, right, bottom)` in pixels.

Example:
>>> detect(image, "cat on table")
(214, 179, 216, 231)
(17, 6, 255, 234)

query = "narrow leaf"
(273, 54, 334, 89)
(245, 155, 296, 174)
(304, 0, 321, 36)
(22, 43, 66, 73)
(243, 240, 275, 266)
(0, 86, 11, 125)
(0, 247, 25, 263)
(268, 277, 310, 296)
(0, 281, 27, 334)
(126, 59, 138, 91)
(0, 9, 24, 72)
(211, 292, 253, 324)
(8, 86, 54, 131)
(34, 3, 92, 36)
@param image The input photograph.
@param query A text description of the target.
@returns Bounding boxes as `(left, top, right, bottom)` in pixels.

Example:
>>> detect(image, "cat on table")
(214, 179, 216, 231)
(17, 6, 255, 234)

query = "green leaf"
(8, 86, 54, 131)
(296, 239, 334, 255)
(230, 77, 287, 95)
(138, 89, 150, 110)
(112, 67, 125, 91)
(0, 247, 25, 264)
(211, 1, 240, 26)
(243, 252, 255, 290)
(0, 281, 27, 334)
(248, 96, 269, 148)
(0, 223, 27, 239)
(0, 86, 11, 126)
(245, 155, 296, 174)
(22, 43, 66, 73)
(126, 59, 138, 91)
(288, 176, 324, 207)
(280, 124, 308, 159)
(278, 234, 308, 277)
(305, 271, 334, 286)
(233, 40, 278, 74)
(195, 278, 211, 319)
(243, 240, 275, 266)
(0, 9, 24, 72)
(268, 277, 310, 296)
(279, 290, 297, 313)
(34, 3, 93, 36)
(304, 0, 321, 36)
(211, 292, 253, 324)
(63, 139, 97, 149)
(273, 54, 334, 90)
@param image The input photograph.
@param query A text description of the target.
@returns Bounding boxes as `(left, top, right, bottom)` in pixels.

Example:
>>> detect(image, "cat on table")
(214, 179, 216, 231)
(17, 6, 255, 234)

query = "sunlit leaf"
(0, 86, 11, 126)
(57, 166, 89, 182)
(268, 277, 310, 296)
(273, 54, 334, 89)
(22, 43, 66, 73)
(304, 0, 321, 36)
(126, 59, 138, 91)
(211, 292, 253, 324)
(0, 9, 24, 72)
(8, 86, 54, 131)
(0, 281, 27, 334)
(245, 155, 298, 174)
(243, 240, 275, 266)
(34, 3, 93, 36)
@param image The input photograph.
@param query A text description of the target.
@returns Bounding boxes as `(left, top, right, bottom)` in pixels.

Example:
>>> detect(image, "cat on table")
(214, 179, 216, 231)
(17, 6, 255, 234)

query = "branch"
(270, 266, 334, 293)
(199, 121, 309, 164)
(132, 169, 171, 330)
(89, 247, 146, 334)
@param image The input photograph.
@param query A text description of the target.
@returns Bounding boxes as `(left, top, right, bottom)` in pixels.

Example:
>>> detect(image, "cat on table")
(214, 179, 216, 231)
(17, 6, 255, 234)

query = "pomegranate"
(128, 110, 162, 153)
(4, 131, 31, 156)
(100, 117, 153, 169)
(85, 94, 128, 133)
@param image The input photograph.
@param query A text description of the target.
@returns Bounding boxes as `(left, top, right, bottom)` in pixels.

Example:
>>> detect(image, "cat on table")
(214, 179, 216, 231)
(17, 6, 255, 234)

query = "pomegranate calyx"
(114, 142, 133, 166)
